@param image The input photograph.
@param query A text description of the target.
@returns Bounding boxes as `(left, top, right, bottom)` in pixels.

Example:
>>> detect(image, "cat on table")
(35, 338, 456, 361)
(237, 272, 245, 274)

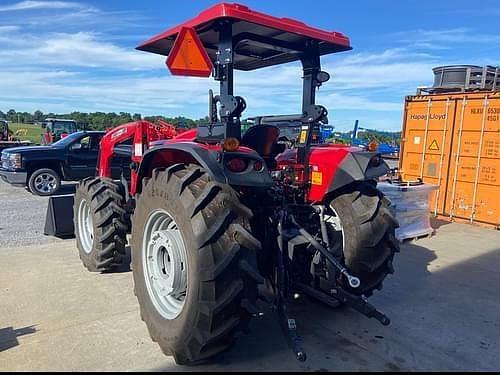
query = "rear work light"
(222, 137, 240, 152)
(225, 157, 248, 172)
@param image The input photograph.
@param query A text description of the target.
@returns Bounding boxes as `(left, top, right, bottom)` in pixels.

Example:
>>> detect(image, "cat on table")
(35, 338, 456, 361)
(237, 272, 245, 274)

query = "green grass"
(8, 123, 42, 144)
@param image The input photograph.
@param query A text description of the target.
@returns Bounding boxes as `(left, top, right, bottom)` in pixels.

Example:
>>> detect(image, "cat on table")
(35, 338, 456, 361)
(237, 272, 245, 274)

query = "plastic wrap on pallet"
(377, 182, 439, 241)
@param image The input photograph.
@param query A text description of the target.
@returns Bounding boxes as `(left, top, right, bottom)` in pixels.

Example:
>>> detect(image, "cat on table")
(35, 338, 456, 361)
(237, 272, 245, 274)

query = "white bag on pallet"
(377, 182, 439, 241)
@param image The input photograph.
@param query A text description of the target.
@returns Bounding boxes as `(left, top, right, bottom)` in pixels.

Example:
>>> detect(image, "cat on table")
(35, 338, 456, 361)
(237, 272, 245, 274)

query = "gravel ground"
(0, 180, 76, 248)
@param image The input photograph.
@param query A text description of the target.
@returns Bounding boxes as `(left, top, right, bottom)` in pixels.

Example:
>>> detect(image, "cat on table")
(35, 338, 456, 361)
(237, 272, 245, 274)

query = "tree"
(7, 109, 16, 122)
(34, 110, 44, 121)
(20, 112, 34, 123)
(0, 109, 281, 134)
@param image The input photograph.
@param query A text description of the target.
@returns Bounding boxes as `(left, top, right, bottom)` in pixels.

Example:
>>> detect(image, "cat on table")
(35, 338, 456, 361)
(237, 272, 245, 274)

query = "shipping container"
(399, 91, 500, 228)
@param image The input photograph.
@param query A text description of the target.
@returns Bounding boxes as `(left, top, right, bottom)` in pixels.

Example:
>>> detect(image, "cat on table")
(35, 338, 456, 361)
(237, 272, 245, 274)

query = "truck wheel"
(326, 181, 399, 297)
(132, 164, 262, 365)
(74, 177, 128, 272)
(28, 168, 61, 196)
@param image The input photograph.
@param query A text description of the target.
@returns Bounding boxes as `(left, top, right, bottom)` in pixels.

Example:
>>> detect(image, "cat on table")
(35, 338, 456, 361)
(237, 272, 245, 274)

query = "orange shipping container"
(399, 91, 500, 228)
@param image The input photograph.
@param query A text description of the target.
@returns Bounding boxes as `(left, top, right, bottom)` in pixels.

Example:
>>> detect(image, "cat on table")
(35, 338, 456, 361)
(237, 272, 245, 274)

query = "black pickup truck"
(0, 131, 129, 196)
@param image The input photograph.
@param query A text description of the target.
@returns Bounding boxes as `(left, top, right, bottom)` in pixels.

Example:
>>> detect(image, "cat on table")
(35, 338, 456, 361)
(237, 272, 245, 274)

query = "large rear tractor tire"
(74, 177, 128, 272)
(326, 181, 400, 297)
(131, 164, 263, 365)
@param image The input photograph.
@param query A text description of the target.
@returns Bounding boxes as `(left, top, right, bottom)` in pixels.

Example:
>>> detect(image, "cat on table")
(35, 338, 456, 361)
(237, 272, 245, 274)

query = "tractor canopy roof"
(137, 3, 351, 71)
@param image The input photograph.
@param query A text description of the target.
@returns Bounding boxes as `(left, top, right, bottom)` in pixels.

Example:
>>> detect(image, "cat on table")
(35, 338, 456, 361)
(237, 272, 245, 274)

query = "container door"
(400, 97, 456, 214)
(445, 95, 500, 226)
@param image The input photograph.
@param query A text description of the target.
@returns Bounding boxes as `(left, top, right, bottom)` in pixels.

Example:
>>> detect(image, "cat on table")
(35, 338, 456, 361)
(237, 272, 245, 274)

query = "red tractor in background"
(73, 3, 399, 365)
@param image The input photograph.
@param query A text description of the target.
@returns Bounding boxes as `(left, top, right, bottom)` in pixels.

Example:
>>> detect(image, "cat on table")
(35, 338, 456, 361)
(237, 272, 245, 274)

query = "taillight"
(226, 157, 248, 172)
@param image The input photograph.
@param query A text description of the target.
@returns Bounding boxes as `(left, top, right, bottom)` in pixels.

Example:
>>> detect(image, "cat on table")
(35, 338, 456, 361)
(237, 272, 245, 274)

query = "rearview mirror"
(70, 143, 82, 151)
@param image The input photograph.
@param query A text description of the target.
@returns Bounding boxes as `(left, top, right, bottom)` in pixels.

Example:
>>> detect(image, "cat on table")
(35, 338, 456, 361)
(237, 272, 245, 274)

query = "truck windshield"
(52, 132, 82, 147)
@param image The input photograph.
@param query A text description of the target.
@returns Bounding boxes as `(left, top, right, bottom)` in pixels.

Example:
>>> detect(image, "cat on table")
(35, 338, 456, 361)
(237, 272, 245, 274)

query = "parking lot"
(1, 180, 499, 371)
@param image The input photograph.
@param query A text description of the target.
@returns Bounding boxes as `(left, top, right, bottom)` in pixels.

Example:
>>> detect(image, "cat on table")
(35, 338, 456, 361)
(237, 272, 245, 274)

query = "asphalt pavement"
(0, 180, 499, 371)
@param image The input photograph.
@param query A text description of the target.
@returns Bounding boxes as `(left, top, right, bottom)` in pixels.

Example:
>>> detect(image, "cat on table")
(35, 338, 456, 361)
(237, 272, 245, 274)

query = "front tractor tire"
(131, 164, 262, 365)
(74, 177, 128, 272)
(327, 181, 400, 297)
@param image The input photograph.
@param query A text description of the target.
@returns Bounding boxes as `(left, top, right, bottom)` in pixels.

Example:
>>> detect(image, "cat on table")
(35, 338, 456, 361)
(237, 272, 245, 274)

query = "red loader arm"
(97, 120, 178, 194)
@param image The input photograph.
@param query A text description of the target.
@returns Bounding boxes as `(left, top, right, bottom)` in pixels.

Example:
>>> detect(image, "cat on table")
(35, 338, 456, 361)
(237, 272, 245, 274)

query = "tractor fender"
(135, 142, 273, 194)
(327, 151, 389, 193)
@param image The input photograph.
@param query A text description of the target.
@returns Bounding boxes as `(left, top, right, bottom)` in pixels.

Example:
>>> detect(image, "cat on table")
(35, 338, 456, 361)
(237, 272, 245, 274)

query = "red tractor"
(73, 3, 399, 365)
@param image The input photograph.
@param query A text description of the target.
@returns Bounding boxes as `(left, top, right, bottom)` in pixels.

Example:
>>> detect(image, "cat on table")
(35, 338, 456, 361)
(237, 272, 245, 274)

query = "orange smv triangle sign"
(166, 27, 213, 77)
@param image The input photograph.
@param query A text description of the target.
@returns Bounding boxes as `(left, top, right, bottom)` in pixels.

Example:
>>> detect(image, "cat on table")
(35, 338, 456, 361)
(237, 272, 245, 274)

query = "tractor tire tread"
(74, 177, 128, 272)
(132, 165, 262, 365)
(329, 181, 400, 296)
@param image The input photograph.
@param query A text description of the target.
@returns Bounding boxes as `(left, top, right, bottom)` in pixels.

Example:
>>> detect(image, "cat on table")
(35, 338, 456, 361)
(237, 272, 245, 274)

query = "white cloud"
(0, 32, 164, 71)
(12, 8, 147, 31)
(324, 48, 438, 89)
(0, 55, 412, 122)
(0, 20, 439, 130)
(0, 69, 217, 116)
(0, 46, 434, 129)
(325, 61, 435, 90)
(321, 92, 402, 112)
(334, 48, 435, 66)
(0, 1, 93, 12)
(395, 28, 500, 47)
(0, 25, 20, 33)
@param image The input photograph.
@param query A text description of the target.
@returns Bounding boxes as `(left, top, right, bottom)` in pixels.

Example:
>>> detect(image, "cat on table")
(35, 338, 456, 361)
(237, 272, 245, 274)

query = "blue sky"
(0, 0, 499, 131)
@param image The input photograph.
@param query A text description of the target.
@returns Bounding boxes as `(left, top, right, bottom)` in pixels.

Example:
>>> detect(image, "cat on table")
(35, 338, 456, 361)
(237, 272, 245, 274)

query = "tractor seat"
(241, 125, 284, 168)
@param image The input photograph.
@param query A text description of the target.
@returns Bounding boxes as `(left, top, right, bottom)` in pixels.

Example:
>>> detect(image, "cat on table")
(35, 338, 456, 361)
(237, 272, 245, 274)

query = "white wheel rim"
(142, 209, 188, 320)
(34, 173, 57, 193)
(78, 199, 94, 254)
